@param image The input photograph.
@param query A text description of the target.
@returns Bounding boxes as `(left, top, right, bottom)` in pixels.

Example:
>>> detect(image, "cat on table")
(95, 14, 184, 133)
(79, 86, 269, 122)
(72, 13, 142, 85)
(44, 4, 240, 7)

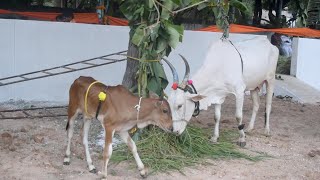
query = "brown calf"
(63, 76, 173, 179)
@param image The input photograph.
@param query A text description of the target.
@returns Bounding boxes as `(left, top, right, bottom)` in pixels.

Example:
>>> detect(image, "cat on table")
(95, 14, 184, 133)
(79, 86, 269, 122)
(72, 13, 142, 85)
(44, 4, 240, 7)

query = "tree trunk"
(276, 0, 283, 21)
(253, 0, 262, 25)
(228, 6, 235, 24)
(268, 0, 277, 27)
(122, 41, 140, 90)
(307, 0, 320, 29)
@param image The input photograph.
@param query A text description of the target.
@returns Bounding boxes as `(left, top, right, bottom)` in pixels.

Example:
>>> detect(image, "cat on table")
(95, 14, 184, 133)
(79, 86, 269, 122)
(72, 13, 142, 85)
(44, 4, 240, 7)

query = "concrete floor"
(274, 74, 320, 104)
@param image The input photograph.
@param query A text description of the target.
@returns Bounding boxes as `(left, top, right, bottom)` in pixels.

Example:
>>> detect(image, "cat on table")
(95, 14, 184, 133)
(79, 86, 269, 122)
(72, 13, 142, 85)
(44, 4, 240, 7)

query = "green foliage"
(276, 56, 291, 75)
(195, 0, 249, 37)
(287, 0, 309, 27)
(306, 0, 320, 29)
(120, 0, 186, 96)
(120, 0, 249, 96)
(229, 0, 250, 15)
(111, 125, 266, 173)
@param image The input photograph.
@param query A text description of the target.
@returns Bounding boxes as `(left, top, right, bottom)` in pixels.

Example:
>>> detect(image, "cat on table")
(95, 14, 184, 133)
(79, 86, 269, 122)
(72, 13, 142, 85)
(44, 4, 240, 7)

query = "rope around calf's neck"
(134, 97, 143, 122)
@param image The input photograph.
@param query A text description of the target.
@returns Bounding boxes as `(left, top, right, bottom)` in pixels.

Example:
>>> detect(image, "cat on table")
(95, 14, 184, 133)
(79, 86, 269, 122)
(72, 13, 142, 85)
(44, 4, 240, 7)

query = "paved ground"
(274, 74, 320, 104)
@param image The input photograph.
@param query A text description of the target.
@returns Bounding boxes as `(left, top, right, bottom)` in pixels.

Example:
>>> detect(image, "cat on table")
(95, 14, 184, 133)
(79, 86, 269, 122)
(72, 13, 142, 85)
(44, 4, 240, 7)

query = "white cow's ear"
(187, 94, 206, 102)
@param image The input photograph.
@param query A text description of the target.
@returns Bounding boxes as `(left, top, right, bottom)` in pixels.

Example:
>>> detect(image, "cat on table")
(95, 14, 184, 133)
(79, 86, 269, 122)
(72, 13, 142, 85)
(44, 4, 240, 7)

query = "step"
(274, 74, 320, 104)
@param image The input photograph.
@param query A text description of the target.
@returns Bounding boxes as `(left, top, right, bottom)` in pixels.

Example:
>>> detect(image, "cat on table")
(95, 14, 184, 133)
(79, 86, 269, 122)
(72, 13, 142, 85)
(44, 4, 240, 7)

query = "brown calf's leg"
(63, 108, 79, 165)
(82, 118, 96, 173)
(119, 131, 147, 178)
(101, 127, 115, 180)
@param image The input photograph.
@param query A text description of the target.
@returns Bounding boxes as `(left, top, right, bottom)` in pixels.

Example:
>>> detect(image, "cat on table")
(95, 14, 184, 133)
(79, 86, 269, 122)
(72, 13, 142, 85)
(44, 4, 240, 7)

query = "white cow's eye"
(177, 105, 183, 109)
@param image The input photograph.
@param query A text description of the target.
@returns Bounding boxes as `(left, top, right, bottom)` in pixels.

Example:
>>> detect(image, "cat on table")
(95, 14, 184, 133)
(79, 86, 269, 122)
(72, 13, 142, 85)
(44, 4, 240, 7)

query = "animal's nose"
(170, 126, 174, 132)
(171, 129, 179, 135)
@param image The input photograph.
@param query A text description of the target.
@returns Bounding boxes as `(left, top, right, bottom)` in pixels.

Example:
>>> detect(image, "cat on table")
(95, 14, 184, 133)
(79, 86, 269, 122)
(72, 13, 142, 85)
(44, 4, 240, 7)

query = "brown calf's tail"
(66, 121, 69, 131)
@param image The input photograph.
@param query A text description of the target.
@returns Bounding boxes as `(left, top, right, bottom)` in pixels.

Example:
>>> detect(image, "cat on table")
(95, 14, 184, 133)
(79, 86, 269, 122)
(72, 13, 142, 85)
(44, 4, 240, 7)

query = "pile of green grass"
(111, 125, 263, 174)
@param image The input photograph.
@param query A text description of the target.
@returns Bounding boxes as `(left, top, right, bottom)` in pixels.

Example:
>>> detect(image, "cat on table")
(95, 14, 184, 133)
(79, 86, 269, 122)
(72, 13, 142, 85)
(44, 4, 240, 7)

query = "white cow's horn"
(179, 54, 190, 85)
(162, 58, 179, 89)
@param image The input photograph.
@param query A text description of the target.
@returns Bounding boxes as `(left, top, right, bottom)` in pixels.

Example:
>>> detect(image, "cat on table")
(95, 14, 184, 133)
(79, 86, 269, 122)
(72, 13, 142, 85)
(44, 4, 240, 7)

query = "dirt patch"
(1, 96, 320, 180)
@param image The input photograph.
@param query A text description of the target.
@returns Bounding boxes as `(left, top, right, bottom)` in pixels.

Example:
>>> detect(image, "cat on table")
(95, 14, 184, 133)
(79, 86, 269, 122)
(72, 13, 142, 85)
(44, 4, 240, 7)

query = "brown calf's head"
(147, 98, 173, 132)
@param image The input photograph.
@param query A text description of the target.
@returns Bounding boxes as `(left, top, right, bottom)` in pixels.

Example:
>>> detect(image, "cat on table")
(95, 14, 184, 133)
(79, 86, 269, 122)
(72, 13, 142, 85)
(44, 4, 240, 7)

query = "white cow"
(166, 36, 279, 146)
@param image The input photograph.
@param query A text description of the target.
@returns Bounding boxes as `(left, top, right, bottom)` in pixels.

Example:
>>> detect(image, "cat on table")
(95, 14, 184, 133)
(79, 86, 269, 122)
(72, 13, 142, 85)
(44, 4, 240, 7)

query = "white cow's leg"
(265, 80, 275, 136)
(63, 109, 78, 165)
(101, 128, 114, 180)
(210, 104, 221, 143)
(247, 89, 260, 132)
(82, 119, 96, 173)
(235, 92, 246, 147)
(119, 131, 147, 178)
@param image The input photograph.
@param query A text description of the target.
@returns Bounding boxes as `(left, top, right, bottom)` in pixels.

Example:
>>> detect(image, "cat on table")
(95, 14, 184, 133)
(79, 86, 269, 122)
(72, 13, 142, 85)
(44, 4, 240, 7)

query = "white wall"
(0, 19, 129, 103)
(0, 19, 263, 103)
(291, 38, 320, 91)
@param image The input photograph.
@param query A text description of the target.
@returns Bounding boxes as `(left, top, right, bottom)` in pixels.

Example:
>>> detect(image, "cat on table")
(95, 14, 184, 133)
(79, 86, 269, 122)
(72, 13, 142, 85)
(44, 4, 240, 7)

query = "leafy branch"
(120, 0, 248, 97)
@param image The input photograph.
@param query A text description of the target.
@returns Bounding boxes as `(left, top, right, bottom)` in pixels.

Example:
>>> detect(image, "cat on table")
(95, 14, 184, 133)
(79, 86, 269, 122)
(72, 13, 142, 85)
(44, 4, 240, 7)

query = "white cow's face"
(168, 89, 205, 135)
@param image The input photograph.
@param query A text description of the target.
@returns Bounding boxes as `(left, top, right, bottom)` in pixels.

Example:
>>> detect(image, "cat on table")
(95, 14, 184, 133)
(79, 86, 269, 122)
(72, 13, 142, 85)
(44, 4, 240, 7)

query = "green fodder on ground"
(111, 125, 265, 174)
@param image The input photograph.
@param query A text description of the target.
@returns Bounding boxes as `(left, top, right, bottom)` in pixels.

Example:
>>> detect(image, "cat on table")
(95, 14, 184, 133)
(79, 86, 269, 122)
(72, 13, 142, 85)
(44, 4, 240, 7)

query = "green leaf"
(172, 24, 184, 41)
(133, 5, 145, 17)
(166, 26, 180, 48)
(171, 0, 182, 5)
(131, 24, 147, 46)
(153, 62, 167, 81)
(147, 62, 169, 95)
(150, 23, 160, 41)
(147, 77, 161, 95)
(164, 22, 183, 48)
(161, 0, 174, 20)
(158, 26, 170, 40)
(229, 0, 249, 14)
(197, 2, 208, 10)
(212, 7, 219, 18)
(156, 38, 168, 53)
(182, 0, 192, 6)
(120, 1, 136, 20)
(147, 0, 154, 8)
(299, 1, 305, 9)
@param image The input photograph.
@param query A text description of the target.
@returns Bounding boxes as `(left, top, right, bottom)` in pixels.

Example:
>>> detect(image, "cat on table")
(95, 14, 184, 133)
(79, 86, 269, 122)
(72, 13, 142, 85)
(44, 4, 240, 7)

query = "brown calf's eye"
(163, 109, 168, 113)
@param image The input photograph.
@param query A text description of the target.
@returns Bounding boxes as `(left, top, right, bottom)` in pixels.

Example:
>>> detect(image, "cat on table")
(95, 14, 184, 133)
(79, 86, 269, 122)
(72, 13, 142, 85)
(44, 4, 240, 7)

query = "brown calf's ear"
(155, 100, 163, 107)
(149, 91, 159, 99)
(187, 94, 206, 102)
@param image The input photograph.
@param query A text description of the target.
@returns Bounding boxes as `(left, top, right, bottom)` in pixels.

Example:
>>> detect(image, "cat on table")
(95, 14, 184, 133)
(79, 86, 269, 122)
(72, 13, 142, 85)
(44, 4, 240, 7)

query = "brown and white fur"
(63, 76, 173, 179)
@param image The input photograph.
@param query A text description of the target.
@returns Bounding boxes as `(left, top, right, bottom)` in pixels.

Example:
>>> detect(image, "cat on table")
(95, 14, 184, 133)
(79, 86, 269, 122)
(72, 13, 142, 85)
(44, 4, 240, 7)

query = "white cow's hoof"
(264, 129, 271, 137)
(236, 141, 246, 147)
(245, 130, 254, 136)
(245, 127, 254, 133)
(63, 157, 70, 165)
(89, 168, 97, 174)
(210, 137, 219, 144)
(140, 168, 148, 178)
